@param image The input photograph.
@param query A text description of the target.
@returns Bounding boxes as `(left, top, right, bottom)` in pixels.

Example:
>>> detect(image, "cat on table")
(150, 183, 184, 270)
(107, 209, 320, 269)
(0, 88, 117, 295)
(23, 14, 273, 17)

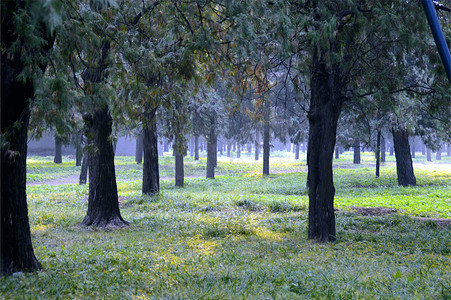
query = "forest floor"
(2, 151, 449, 299)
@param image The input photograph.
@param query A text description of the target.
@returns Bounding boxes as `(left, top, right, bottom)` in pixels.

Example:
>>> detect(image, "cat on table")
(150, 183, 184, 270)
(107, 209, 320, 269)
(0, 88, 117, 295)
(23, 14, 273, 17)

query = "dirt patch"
(349, 206, 398, 216)
(413, 217, 451, 227)
(345, 206, 450, 227)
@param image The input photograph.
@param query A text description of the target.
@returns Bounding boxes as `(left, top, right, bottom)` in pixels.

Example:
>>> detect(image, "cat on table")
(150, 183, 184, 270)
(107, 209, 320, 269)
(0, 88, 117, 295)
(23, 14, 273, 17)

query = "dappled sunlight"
(187, 235, 218, 256)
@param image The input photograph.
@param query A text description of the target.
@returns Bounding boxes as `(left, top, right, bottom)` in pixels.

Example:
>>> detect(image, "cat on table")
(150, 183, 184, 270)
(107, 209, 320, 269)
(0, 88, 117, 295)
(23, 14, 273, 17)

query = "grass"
(1, 151, 450, 299)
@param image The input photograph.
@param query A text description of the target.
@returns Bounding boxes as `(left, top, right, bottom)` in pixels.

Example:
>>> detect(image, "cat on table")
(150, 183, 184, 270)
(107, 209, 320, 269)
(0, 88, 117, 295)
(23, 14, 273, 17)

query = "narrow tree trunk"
(232, 142, 236, 152)
(421, 143, 426, 155)
(353, 138, 361, 164)
(80, 107, 128, 228)
(135, 134, 143, 164)
(237, 144, 241, 158)
(295, 143, 300, 160)
(194, 135, 199, 160)
(206, 126, 217, 179)
(163, 139, 169, 152)
(247, 143, 252, 153)
(334, 145, 339, 159)
(54, 135, 63, 164)
(75, 144, 83, 167)
(447, 144, 451, 156)
(436, 146, 442, 160)
(227, 141, 231, 157)
(307, 43, 341, 242)
(190, 136, 194, 157)
(381, 134, 386, 163)
(389, 143, 394, 156)
(426, 147, 432, 161)
(79, 150, 89, 185)
(375, 130, 381, 178)
(175, 136, 184, 187)
(142, 109, 159, 195)
(410, 136, 416, 158)
(255, 132, 260, 161)
(263, 122, 270, 175)
(392, 128, 416, 186)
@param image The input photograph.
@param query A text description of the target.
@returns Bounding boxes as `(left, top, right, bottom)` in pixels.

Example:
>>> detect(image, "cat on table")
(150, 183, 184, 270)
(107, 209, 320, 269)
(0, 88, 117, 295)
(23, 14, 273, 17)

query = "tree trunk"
(190, 136, 194, 157)
(80, 107, 128, 228)
(295, 143, 300, 160)
(381, 134, 386, 163)
(135, 134, 143, 164)
(375, 130, 381, 178)
(421, 143, 426, 155)
(255, 132, 260, 161)
(286, 142, 291, 152)
(410, 136, 416, 158)
(263, 121, 270, 175)
(353, 138, 361, 164)
(163, 139, 169, 152)
(426, 147, 432, 161)
(237, 144, 241, 158)
(334, 145, 339, 159)
(194, 135, 199, 160)
(227, 141, 231, 157)
(0, 0, 57, 274)
(447, 144, 451, 156)
(79, 151, 89, 185)
(142, 109, 159, 195)
(175, 141, 184, 187)
(54, 135, 63, 164)
(247, 143, 252, 153)
(1, 77, 42, 275)
(206, 126, 217, 179)
(307, 43, 341, 242)
(392, 128, 416, 186)
(389, 143, 394, 156)
(436, 146, 442, 160)
(75, 138, 83, 167)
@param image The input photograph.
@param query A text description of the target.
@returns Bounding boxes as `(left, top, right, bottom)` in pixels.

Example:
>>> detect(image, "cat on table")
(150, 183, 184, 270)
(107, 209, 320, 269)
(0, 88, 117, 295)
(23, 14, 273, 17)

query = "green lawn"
(1, 152, 450, 299)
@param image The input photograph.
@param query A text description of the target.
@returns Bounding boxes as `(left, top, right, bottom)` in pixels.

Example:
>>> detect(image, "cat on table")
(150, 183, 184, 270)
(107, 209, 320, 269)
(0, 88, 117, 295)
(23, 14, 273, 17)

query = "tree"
(1, 0, 58, 275)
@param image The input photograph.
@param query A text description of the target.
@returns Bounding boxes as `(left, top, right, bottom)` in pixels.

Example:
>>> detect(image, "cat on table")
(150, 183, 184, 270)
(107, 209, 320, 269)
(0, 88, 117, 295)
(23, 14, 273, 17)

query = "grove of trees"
(1, 0, 449, 275)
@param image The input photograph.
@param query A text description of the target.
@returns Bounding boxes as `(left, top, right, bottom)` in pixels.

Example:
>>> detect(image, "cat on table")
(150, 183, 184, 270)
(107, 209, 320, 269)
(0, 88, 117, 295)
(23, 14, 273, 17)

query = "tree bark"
(227, 141, 231, 157)
(426, 147, 432, 161)
(175, 141, 184, 187)
(392, 128, 416, 186)
(436, 146, 442, 160)
(79, 151, 89, 185)
(375, 130, 381, 178)
(1, 0, 56, 275)
(54, 135, 63, 164)
(237, 144, 241, 158)
(1, 77, 42, 275)
(389, 143, 394, 156)
(381, 134, 386, 163)
(410, 136, 416, 158)
(135, 134, 143, 164)
(163, 139, 169, 152)
(206, 124, 217, 179)
(307, 43, 341, 242)
(75, 141, 83, 167)
(255, 132, 260, 161)
(80, 107, 128, 228)
(334, 145, 340, 159)
(263, 121, 270, 175)
(142, 109, 159, 195)
(353, 138, 361, 164)
(295, 143, 300, 160)
(194, 135, 199, 160)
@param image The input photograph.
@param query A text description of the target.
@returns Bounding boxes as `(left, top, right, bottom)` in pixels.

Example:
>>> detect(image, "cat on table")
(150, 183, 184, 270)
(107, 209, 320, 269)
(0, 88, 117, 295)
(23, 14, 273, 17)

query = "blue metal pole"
(422, 0, 451, 81)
